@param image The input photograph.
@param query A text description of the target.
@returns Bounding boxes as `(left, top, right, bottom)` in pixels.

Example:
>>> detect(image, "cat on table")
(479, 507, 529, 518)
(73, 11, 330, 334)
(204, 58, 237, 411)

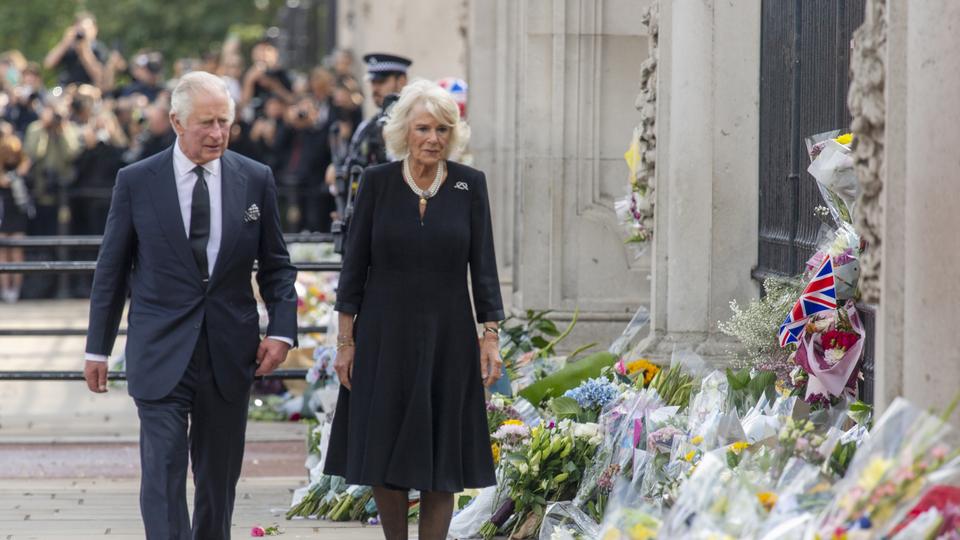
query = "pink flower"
(795, 437, 810, 452)
(615, 359, 627, 376)
(893, 466, 916, 483)
(932, 445, 949, 461)
(251, 526, 266, 537)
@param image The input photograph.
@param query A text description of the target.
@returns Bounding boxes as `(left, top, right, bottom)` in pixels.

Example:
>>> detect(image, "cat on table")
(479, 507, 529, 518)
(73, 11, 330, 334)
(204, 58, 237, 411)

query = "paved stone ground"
(0, 300, 415, 539)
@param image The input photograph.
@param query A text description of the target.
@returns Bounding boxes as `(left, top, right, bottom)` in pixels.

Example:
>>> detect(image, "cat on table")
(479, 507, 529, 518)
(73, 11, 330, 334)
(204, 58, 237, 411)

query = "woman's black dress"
(324, 160, 504, 492)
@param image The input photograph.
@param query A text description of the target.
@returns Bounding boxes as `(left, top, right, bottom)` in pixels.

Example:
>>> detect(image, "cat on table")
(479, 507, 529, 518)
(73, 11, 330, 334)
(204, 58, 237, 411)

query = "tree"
(0, 0, 281, 84)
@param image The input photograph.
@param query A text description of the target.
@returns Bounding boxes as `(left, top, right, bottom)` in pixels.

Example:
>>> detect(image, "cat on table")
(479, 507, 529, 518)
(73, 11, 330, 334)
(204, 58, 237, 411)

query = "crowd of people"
(0, 12, 382, 302)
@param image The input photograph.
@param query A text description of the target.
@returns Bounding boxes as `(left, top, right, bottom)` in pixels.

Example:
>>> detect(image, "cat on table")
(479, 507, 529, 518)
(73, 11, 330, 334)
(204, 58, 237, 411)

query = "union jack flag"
(778, 257, 837, 347)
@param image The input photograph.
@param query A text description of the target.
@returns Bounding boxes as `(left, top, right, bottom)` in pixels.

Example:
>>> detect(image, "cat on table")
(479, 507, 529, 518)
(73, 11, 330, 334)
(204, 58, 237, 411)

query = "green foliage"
(518, 351, 618, 407)
(718, 277, 805, 374)
(0, 0, 282, 84)
(848, 400, 873, 428)
(725, 368, 777, 413)
(499, 310, 558, 362)
(648, 364, 695, 409)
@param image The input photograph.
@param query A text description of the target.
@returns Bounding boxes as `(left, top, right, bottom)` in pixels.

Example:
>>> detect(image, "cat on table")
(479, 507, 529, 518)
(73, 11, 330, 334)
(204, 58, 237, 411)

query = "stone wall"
(468, 0, 653, 348)
(336, 0, 468, 115)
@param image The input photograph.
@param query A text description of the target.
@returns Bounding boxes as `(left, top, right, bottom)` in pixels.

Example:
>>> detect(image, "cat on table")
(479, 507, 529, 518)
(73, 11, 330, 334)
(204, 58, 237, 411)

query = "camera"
(75, 31, 85, 40)
(297, 110, 308, 121)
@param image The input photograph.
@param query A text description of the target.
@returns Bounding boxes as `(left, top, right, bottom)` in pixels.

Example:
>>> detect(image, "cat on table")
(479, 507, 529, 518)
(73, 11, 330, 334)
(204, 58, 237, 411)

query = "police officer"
(331, 53, 411, 253)
(348, 53, 412, 168)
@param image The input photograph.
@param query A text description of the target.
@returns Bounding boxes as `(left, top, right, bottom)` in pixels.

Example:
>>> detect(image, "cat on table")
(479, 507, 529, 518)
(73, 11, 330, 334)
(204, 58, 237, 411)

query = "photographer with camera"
(43, 12, 109, 88)
(23, 100, 81, 234)
(275, 95, 333, 232)
(241, 39, 294, 116)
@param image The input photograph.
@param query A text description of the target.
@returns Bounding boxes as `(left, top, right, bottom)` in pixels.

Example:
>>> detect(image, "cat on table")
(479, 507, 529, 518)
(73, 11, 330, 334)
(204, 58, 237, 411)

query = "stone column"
(640, 0, 762, 361)
(878, 0, 960, 421)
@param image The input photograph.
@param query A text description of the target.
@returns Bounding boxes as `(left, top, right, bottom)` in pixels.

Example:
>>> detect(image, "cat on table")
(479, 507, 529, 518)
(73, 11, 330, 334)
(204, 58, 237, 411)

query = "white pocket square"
(244, 204, 260, 223)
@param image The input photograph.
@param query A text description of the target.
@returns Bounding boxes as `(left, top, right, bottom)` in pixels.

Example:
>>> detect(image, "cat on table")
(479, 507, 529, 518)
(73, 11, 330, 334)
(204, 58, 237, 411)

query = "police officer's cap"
(363, 53, 412, 82)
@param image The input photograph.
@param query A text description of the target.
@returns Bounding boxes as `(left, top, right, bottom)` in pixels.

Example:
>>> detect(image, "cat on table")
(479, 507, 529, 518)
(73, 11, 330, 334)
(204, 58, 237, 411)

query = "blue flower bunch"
(564, 377, 618, 410)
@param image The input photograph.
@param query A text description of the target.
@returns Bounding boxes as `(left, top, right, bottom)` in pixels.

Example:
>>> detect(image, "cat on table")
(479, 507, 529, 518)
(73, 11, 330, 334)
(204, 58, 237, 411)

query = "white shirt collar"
(172, 138, 221, 179)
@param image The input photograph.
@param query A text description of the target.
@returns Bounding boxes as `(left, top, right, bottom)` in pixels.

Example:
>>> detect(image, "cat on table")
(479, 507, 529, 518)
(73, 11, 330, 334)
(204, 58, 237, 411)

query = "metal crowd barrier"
(0, 233, 339, 381)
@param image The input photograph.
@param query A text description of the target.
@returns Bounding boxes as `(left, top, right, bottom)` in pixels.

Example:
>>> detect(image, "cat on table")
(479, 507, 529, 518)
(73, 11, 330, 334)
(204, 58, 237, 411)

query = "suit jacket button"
(194, 324, 201, 329)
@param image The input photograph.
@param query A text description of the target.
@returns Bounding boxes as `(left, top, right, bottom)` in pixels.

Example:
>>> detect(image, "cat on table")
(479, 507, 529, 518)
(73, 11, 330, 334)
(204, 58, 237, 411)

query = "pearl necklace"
(402, 158, 445, 218)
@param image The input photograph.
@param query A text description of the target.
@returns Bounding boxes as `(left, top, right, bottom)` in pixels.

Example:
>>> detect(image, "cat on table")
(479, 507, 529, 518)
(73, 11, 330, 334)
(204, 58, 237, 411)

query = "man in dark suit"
(83, 71, 297, 539)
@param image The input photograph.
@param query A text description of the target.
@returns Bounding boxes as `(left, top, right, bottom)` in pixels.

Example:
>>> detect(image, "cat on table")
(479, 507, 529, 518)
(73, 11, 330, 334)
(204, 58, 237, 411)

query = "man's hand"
(84, 360, 108, 393)
(255, 338, 291, 376)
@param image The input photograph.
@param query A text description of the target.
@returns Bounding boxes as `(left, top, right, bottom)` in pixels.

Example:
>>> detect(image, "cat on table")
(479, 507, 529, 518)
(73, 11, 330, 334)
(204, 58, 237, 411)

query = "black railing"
(0, 233, 339, 382)
(757, 0, 873, 402)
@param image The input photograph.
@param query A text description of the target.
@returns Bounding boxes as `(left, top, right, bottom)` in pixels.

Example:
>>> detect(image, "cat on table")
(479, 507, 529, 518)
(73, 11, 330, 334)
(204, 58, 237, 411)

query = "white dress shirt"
(86, 141, 292, 363)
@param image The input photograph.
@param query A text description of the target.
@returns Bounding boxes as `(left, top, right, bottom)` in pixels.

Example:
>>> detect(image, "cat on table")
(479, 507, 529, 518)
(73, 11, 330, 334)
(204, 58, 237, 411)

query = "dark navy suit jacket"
(85, 146, 298, 402)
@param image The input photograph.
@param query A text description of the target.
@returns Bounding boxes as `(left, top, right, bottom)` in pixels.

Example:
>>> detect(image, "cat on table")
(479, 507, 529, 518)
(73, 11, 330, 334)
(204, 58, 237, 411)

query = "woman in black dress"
(0, 126, 32, 304)
(324, 79, 504, 540)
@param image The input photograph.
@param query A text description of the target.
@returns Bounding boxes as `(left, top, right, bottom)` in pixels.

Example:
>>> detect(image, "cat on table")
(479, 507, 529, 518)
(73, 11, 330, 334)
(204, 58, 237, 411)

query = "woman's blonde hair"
(383, 78, 470, 160)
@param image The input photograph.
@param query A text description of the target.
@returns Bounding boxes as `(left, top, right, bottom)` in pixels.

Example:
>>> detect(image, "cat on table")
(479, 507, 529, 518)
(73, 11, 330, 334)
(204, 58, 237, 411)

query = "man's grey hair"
(170, 71, 236, 124)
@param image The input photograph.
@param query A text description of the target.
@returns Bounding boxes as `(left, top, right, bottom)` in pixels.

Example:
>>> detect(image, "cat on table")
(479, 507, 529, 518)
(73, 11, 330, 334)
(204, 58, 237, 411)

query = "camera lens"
(75, 31, 85, 40)
(297, 110, 307, 120)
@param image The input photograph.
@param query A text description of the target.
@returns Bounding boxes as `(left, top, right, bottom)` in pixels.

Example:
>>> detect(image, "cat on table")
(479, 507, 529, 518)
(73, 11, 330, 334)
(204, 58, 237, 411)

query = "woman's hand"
(334, 345, 355, 390)
(479, 336, 502, 387)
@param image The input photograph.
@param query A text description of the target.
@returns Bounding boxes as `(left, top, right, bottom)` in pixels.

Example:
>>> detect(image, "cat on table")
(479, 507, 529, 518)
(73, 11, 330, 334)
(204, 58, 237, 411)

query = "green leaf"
(548, 396, 583, 419)
(536, 319, 561, 336)
(530, 336, 551, 349)
(748, 371, 777, 400)
(518, 352, 618, 405)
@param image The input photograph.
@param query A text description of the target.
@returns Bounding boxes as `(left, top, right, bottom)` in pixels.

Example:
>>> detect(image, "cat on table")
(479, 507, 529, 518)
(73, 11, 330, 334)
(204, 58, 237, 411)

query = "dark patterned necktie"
(189, 166, 210, 279)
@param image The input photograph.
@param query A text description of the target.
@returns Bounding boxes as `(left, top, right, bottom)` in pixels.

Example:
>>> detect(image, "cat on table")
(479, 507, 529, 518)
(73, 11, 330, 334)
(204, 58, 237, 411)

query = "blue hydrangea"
(564, 377, 618, 410)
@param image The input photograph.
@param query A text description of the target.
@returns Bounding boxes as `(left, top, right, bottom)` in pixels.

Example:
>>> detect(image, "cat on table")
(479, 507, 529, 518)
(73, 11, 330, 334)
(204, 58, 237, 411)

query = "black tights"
(373, 487, 454, 540)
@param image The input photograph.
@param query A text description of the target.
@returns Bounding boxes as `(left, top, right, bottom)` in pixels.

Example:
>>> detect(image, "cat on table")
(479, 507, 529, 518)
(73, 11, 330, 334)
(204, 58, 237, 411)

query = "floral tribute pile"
(282, 131, 960, 540)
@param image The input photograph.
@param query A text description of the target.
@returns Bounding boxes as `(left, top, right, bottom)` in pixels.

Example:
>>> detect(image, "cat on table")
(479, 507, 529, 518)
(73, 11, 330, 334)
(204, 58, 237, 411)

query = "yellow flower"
(628, 524, 657, 540)
(502, 419, 524, 427)
(858, 457, 892, 492)
(625, 359, 661, 385)
(491, 443, 501, 464)
(730, 441, 749, 454)
(602, 529, 622, 540)
(690, 435, 704, 445)
(684, 450, 696, 462)
(834, 133, 853, 146)
(757, 491, 778, 511)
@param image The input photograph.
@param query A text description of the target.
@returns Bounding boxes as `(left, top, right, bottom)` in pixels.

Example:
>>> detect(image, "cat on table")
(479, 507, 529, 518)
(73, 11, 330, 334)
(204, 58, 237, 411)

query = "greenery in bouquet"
(518, 351, 619, 407)
(725, 368, 777, 415)
(647, 363, 696, 409)
(480, 420, 603, 539)
(718, 277, 805, 381)
(499, 310, 568, 364)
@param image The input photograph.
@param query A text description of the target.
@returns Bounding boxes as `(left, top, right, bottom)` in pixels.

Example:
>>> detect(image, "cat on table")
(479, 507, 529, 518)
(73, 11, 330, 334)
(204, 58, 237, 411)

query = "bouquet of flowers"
(614, 358, 661, 387)
(487, 395, 523, 435)
(481, 420, 603, 539)
(615, 127, 655, 246)
(791, 300, 865, 405)
(813, 397, 960, 538)
(805, 130, 857, 225)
